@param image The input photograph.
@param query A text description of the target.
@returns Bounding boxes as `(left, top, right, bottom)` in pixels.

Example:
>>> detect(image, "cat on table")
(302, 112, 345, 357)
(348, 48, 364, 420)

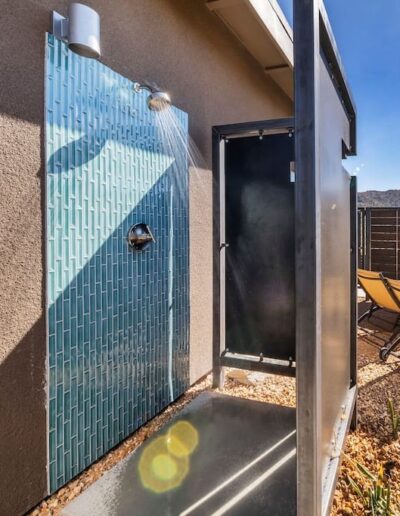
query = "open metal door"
(294, 2, 357, 515)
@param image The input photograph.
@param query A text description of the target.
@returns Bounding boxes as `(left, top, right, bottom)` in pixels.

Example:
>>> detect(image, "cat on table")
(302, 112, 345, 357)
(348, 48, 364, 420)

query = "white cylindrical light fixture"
(52, 3, 101, 58)
(67, 3, 101, 58)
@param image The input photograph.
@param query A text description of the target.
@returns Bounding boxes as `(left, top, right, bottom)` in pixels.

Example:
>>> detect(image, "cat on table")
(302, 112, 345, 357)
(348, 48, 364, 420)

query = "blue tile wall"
(45, 34, 189, 492)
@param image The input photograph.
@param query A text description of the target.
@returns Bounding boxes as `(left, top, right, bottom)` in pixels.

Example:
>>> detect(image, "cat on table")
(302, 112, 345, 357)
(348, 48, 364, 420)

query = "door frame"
(212, 117, 295, 388)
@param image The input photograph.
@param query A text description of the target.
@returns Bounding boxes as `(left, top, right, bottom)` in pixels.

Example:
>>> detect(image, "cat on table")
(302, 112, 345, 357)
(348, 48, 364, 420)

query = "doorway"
(213, 118, 296, 377)
(225, 132, 295, 360)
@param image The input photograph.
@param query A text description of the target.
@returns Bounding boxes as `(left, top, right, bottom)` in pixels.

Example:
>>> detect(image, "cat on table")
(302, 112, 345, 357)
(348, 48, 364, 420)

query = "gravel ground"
(30, 334, 399, 515)
(332, 339, 400, 515)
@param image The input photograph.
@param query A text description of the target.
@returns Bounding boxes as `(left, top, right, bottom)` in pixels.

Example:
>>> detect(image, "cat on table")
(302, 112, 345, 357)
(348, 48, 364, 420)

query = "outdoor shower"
(45, 32, 189, 492)
(134, 82, 172, 111)
(52, 3, 172, 111)
(129, 82, 172, 253)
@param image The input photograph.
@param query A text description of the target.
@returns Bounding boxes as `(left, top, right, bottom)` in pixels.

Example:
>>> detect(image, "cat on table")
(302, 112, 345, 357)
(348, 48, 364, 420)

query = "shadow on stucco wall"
(0, 127, 48, 514)
(0, 2, 50, 513)
(0, 320, 47, 515)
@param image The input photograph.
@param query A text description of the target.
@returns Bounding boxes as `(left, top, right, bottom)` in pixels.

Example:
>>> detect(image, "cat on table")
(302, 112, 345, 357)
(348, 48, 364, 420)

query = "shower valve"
(127, 223, 155, 252)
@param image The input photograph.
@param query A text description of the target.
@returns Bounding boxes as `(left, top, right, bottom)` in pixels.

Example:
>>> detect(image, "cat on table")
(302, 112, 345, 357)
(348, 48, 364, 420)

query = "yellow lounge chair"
(358, 268, 400, 361)
(381, 277, 400, 360)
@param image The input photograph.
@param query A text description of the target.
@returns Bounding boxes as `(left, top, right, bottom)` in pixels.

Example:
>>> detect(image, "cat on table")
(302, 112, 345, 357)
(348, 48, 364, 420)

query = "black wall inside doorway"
(224, 134, 295, 360)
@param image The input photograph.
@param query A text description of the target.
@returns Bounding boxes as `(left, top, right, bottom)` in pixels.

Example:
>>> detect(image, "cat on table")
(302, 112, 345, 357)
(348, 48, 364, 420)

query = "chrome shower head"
(147, 90, 171, 111)
(133, 82, 171, 111)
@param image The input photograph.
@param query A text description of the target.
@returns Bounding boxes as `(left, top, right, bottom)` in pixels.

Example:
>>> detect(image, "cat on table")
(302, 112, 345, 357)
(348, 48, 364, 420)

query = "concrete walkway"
(63, 392, 296, 516)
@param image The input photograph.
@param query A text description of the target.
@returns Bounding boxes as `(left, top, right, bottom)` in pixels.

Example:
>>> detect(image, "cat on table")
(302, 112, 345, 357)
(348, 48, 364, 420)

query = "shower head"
(147, 91, 171, 111)
(133, 82, 171, 111)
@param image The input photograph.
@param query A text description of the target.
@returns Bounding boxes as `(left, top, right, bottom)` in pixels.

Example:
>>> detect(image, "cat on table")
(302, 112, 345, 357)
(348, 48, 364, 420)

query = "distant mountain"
(358, 189, 400, 207)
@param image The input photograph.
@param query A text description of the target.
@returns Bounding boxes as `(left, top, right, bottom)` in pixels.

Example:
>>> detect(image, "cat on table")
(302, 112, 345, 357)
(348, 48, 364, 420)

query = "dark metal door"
(224, 133, 295, 360)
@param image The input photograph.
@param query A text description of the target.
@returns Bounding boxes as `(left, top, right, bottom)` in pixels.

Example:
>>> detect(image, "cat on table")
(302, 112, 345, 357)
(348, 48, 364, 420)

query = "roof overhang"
(207, 0, 294, 99)
(206, 1, 356, 153)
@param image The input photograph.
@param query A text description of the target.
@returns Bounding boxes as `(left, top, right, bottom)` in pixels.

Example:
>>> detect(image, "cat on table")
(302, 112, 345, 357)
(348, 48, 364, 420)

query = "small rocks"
(226, 369, 255, 385)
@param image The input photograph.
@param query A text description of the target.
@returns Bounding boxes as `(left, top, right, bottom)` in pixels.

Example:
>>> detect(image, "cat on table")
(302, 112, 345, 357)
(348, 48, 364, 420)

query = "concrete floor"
(62, 392, 296, 516)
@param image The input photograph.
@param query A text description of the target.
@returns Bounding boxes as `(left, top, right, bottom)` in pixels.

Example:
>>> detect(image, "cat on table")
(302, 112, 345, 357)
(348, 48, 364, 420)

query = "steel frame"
(294, 2, 357, 515)
(350, 176, 358, 428)
(212, 118, 295, 388)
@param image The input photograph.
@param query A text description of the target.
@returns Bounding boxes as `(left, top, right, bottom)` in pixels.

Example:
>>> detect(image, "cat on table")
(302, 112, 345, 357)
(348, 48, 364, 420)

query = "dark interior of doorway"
(224, 133, 295, 362)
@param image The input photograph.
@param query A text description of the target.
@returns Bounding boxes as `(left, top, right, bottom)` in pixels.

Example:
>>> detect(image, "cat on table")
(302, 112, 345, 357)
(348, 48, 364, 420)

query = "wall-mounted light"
(52, 3, 101, 59)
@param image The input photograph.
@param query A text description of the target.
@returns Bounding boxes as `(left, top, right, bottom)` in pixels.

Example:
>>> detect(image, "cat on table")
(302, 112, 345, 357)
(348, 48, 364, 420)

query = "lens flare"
(139, 435, 189, 493)
(138, 421, 199, 493)
(167, 421, 199, 458)
(151, 453, 178, 481)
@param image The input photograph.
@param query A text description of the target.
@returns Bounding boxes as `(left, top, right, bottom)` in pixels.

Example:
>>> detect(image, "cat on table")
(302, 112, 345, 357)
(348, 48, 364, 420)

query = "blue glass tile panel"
(45, 34, 189, 492)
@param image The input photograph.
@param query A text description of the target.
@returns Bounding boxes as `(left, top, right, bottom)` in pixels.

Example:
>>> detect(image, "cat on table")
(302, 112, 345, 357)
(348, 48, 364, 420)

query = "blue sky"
(278, 0, 400, 192)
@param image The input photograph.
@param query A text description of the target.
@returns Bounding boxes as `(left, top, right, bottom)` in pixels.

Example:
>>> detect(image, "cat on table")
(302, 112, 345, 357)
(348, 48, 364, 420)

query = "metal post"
(396, 209, 399, 279)
(366, 208, 371, 270)
(212, 130, 224, 389)
(350, 176, 358, 430)
(357, 208, 365, 269)
(294, 1, 322, 514)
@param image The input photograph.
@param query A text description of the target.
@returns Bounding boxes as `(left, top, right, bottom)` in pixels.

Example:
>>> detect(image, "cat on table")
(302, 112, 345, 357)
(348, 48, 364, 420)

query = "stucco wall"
(0, 0, 292, 513)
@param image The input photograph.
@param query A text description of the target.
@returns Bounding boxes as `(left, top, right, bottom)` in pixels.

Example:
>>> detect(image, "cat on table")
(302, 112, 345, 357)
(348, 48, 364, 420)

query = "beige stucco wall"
(0, 0, 292, 513)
